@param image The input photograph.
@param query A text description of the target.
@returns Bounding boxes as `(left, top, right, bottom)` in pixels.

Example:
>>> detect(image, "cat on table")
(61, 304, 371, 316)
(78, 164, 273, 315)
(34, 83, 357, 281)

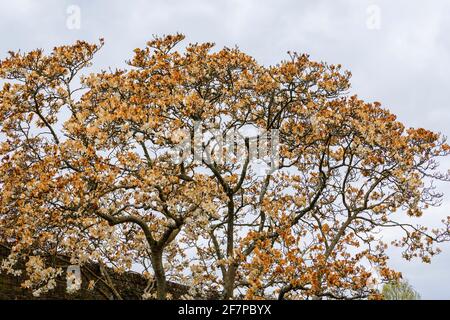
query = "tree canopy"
(1, 34, 449, 299)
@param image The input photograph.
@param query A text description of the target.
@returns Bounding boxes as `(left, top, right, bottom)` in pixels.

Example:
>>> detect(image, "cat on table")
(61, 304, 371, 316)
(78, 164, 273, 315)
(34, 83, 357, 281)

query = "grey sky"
(1, 0, 450, 299)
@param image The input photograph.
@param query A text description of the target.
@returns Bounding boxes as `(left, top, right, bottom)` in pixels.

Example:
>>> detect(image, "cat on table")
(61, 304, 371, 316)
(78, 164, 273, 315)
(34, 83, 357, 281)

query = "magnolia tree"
(1, 34, 450, 300)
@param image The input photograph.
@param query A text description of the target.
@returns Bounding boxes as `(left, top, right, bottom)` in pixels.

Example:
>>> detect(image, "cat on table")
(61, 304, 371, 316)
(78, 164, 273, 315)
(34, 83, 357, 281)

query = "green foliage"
(382, 279, 421, 300)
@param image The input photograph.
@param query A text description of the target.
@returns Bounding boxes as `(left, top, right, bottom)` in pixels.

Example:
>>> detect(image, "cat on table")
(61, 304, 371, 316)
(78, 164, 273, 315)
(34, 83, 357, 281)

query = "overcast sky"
(1, 0, 450, 299)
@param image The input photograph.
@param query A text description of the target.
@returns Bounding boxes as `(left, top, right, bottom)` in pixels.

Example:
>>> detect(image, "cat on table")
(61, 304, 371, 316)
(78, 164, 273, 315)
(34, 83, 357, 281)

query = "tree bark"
(224, 199, 235, 299)
(224, 264, 236, 299)
(150, 248, 167, 299)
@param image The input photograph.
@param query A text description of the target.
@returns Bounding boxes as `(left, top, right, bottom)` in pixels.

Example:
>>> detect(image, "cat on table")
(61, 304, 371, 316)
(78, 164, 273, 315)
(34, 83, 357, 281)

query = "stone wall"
(0, 245, 190, 300)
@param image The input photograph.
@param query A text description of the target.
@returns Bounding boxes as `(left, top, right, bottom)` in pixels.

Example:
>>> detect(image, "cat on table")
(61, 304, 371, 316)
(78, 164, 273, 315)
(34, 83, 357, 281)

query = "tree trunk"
(224, 264, 236, 299)
(151, 248, 167, 299)
(224, 199, 235, 299)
